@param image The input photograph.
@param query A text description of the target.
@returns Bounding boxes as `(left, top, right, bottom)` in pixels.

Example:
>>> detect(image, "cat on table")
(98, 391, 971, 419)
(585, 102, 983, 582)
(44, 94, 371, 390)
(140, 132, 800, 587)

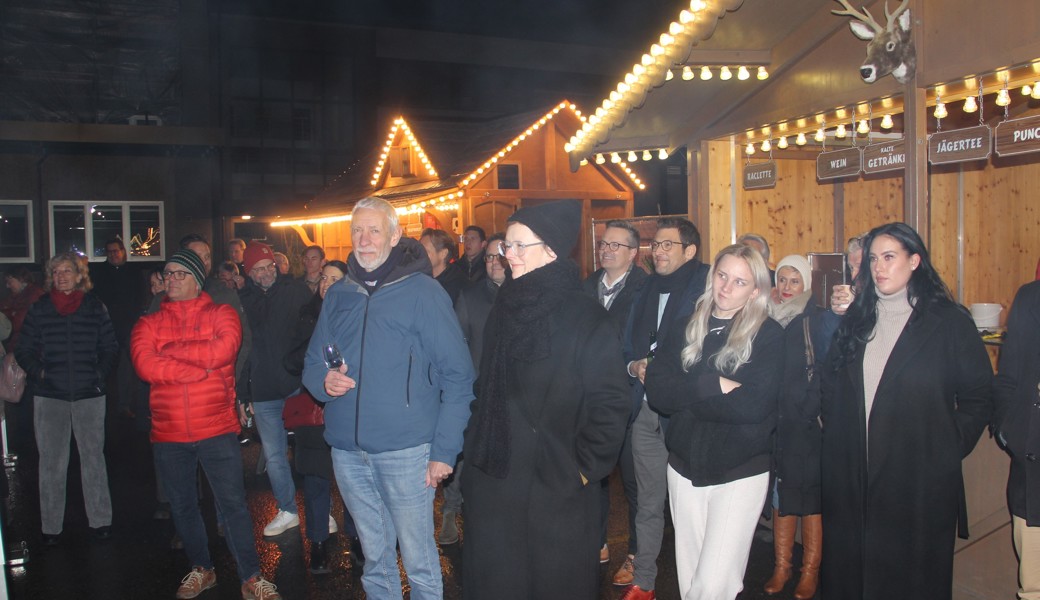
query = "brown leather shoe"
(619, 584, 655, 600)
(176, 566, 216, 599)
(764, 510, 796, 594)
(793, 514, 822, 600)
(612, 554, 635, 586)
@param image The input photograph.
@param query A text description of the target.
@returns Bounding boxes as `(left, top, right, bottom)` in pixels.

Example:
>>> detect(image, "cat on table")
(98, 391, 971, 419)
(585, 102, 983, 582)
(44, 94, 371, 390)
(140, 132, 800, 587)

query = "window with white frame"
(0, 200, 35, 263)
(49, 201, 164, 261)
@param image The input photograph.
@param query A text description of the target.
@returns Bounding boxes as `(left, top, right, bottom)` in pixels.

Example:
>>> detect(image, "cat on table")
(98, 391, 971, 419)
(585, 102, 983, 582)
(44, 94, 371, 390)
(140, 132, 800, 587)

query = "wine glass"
(323, 343, 344, 370)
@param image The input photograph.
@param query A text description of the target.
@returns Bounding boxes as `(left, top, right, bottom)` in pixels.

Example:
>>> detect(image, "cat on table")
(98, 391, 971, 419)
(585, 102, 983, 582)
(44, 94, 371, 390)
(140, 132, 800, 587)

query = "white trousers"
(667, 465, 769, 600)
(1014, 515, 1040, 600)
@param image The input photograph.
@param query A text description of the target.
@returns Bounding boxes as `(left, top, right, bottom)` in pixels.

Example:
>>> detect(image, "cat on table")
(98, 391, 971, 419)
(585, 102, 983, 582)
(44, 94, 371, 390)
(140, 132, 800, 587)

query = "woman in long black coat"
(462, 200, 631, 600)
(820, 223, 992, 600)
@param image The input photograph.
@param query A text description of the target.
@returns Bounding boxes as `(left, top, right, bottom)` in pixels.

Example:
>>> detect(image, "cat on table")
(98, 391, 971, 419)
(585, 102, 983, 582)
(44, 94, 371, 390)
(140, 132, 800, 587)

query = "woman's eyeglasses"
(499, 241, 545, 257)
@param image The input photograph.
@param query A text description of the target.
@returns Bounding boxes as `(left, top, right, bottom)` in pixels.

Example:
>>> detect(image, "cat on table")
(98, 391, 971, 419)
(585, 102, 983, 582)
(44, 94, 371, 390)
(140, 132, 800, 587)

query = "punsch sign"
(995, 115, 1040, 157)
(928, 125, 991, 165)
(743, 161, 777, 189)
(817, 147, 862, 180)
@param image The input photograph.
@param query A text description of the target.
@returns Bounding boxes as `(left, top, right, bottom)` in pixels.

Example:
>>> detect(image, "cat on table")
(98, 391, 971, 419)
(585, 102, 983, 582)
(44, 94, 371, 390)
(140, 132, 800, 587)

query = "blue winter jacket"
(302, 239, 475, 466)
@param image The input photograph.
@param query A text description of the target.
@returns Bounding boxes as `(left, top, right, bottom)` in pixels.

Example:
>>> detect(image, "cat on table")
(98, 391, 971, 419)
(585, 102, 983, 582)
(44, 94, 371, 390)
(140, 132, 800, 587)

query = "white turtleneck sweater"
(862, 286, 913, 435)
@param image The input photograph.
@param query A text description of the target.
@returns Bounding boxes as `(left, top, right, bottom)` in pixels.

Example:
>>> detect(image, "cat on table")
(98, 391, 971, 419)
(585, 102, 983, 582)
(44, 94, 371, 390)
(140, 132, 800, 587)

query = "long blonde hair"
(681, 244, 771, 374)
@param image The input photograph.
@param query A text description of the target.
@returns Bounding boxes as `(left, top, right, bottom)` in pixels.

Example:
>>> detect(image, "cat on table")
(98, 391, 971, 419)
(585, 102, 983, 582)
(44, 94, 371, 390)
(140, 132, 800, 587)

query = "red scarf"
(50, 289, 85, 316)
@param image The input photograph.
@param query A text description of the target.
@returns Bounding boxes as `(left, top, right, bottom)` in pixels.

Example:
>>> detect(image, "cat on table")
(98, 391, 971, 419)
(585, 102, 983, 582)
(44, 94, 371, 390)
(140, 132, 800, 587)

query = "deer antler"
(832, 0, 884, 35)
(883, 0, 910, 29)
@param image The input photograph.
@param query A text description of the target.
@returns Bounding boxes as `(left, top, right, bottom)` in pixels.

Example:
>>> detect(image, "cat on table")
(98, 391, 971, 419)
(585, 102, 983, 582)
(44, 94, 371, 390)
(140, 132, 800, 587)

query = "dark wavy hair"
(830, 222, 954, 368)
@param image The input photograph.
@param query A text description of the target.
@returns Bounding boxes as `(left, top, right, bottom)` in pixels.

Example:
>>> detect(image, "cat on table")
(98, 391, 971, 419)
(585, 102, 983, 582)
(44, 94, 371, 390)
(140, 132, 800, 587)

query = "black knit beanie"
(168, 249, 207, 287)
(507, 199, 582, 258)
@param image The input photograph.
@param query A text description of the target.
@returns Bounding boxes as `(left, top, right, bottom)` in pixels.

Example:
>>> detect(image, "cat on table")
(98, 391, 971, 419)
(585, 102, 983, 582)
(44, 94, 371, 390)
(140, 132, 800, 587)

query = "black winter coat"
(284, 293, 331, 479)
(582, 266, 649, 334)
(820, 299, 993, 600)
(462, 291, 630, 600)
(775, 303, 836, 516)
(455, 278, 499, 376)
(240, 274, 313, 403)
(16, 292, 119, 401)
(994, 281, 1040, 525)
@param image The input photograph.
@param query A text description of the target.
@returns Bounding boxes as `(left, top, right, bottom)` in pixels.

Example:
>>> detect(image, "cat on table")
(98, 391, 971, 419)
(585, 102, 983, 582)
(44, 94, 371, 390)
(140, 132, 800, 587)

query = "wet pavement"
(0, 410, 808, 599)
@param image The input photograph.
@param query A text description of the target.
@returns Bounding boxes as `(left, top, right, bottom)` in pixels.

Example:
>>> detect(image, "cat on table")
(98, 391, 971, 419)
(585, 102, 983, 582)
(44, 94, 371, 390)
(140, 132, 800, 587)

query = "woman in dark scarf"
(462, 200, 631, 600)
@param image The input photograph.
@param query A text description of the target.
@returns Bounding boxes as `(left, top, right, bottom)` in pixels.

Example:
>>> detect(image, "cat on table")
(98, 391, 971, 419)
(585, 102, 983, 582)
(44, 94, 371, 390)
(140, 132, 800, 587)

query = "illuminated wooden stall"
(565, 0, 1040, 597)
(272, 101, 645, 274)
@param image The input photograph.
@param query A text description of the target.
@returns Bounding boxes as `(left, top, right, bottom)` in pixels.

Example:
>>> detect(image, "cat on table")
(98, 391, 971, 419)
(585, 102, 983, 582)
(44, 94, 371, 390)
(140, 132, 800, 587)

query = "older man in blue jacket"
(302, 197, 474, 600)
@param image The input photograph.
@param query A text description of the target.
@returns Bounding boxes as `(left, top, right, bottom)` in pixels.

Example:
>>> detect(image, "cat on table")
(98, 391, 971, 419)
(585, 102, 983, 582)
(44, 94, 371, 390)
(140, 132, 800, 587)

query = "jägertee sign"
(862, 139, 906, 174)
(995, 115, 1040, 157)
(743, 161, 777, 190)
(928, 125, 991, 165)
(817, 147, 862, 180)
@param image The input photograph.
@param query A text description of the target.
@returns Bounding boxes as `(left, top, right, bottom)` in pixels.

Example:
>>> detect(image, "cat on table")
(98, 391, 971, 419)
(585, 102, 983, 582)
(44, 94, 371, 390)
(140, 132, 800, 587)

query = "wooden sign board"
(862, 139, 906, 174)
(928, 125, 991, 165)
(995, 115, 1040, 157)
(817, 147, 862, 180)
(743, 161, 777, 189)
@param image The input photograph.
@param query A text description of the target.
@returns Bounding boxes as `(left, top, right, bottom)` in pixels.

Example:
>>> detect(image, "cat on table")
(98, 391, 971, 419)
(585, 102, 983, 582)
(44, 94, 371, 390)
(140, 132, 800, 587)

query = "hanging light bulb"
(628, 151, 638, 162)
(796, 132, 807, 146)
(682, 66, 695, 80)
(857, 119, 870, 135)
(737, 66, 750, 80)
(595, 154, 606, 165)
(880, 114, 894, 129)
(719, 66, 733, 80)
(757, 66, 769, 80)
(962, 95, 978, 113)
(700, 66, 712, 80)
(996, 87, 1011, 107)
(665, 69, 674, 81)
(1032, 82, 1040, 100)
(745, 142, 755, 155)
(777, 136, 789, 149)
(934, 98, 948, 119)
(579, 158, 588, 166)
(814, 127, 825, 142)
(835, 123, 847, 138)
(642, 150, 652, 161)
(760, 139, 771, 152)
(658, 148, 669, 159)
(690, 0, 707, 11)
(610, 152, 621, 164)
(1023, 84, 1033, 96)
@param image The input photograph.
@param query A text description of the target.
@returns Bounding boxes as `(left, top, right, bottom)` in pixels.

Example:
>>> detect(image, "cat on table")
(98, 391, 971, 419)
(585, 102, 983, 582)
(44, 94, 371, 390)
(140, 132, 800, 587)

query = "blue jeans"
(153, 433, 260, 584)
(332, 444, 440, 600)
(252, 398, 297, 514)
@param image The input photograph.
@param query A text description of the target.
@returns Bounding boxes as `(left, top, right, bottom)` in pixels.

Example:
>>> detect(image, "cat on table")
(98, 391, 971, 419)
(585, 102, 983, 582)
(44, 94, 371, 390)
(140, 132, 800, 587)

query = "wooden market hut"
(566, 0, 1040, 596)
(272, 101, 644, 274)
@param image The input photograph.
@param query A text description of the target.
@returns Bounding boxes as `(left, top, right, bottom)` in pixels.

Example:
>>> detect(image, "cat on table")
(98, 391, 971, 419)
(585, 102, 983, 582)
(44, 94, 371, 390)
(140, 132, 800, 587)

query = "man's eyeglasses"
(162, 270, 192, 281)
(597, 241, 636, 252)
(250, 263, 277, 275)
(499, 241, 545, 257)
(649, 240, 688, 252)
(484, 254, 506, 263)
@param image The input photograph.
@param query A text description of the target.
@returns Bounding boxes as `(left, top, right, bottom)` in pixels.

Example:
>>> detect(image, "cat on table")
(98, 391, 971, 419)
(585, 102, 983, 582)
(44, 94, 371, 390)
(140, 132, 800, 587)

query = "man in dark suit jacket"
(582, 220, 648, 574)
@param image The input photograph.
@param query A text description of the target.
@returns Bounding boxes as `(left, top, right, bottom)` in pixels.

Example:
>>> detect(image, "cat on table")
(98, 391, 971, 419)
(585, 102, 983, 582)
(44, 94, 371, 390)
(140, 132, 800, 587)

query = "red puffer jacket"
(131, 292, 242, 443)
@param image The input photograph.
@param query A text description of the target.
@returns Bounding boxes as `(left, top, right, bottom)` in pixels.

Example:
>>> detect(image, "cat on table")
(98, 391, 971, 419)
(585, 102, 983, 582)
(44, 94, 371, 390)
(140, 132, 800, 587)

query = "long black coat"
(461, 292, 630, 600)
(820, 300, 993, 600)
(994, 281, 1040, 525)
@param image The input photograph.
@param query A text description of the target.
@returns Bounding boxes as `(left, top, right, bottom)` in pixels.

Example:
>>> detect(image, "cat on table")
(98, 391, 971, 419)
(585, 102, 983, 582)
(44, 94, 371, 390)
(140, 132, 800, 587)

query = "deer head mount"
(832, 0, 916, 84)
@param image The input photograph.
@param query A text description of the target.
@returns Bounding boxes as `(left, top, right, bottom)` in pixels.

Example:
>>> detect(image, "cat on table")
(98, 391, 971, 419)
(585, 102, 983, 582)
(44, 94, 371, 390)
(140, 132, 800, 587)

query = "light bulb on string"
(857, 119, 870, 135)
(610, 152, 621, 164)
(962, 95, 978, 113)
(1032, 83, 1040, 100)
(814, 128, 825, 143)
(658, 149, 669, 160)
(745, 142, 755, 155)
(719, 66, 732, 80)
(642, 150, 652, 161)
(760, 139, 771, 152)
(880, 114, 894, 129)
(757, 66, 769, 80)
(777, 136, 789, 149)
(737, 66, 750, 80)
(996, 87, 1011, 107)
(933, 98, 948, 119)
(595, 154, 606, 165)
(796, 132, 807, 146)
(700, 66, 712, 80)
(1023, 85, 1032, 96)
(682, 66, 695, 80)
(628, 151, 638, 162)
(579, 158, 588, 166)
(665, 69, 674, 81)
(835, 123, 847, 138)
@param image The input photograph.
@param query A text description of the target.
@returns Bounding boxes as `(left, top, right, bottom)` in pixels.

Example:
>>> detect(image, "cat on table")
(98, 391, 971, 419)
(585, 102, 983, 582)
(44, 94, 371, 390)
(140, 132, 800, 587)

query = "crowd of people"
(2, 197, 1039, 600)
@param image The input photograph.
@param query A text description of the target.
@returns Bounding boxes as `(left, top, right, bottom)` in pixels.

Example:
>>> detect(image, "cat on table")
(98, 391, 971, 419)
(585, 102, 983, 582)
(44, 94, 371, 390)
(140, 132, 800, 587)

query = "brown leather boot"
(794, 514, 822, 600)
(764, 510, 797, 594)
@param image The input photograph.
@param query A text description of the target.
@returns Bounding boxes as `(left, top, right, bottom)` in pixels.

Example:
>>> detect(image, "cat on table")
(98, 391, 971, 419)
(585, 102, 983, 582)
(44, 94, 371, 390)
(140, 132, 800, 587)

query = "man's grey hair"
(737, 233, 770, 262)
(354, 197, 399, 232)
(604, 220, 640, 250)
(846, 232, 869, 256)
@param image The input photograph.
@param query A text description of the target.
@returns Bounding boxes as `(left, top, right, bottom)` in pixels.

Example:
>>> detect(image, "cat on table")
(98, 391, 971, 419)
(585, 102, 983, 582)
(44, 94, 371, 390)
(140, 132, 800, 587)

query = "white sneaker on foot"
(262, 510, 300, 536)
(328, 514, 338, 534)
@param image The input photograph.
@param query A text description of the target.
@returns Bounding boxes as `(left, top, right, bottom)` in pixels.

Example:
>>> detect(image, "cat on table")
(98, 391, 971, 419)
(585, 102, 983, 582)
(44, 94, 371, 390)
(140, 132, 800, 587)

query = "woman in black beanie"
(462, 200, 631, 600)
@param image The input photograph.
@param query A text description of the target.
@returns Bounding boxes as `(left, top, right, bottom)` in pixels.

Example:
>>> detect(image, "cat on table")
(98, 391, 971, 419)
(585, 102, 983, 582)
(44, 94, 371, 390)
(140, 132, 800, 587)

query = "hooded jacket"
(131, 292, 242, 443)
(301, 238, 475, 465)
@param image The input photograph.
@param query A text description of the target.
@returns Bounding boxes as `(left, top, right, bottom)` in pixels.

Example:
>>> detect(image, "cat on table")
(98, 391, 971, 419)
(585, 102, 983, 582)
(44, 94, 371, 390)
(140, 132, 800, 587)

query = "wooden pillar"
(695, 140, 712, 259)
(903, 0, 929, 244)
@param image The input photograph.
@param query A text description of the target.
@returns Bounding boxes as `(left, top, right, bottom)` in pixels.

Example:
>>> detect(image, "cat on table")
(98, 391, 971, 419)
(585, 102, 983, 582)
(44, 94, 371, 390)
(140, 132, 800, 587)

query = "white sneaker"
(263, 510, 300, 536)
(328, 514, 338, 534)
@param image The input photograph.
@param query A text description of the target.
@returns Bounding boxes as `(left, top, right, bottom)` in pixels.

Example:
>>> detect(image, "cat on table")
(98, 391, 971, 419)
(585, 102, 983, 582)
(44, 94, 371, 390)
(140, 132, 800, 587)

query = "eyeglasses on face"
(499, 240, 545, 257)
(162, 270, 192, 281)
(649, 240, 688, 252)
(250, 263, 277, 274)
(484, 253, 506, 263)
(597, 241, 636, 252)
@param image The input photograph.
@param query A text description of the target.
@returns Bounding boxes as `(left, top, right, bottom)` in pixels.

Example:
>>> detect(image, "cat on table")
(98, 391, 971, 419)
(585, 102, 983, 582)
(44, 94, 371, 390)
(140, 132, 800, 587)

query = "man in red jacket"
(131, 249, 281, 600)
